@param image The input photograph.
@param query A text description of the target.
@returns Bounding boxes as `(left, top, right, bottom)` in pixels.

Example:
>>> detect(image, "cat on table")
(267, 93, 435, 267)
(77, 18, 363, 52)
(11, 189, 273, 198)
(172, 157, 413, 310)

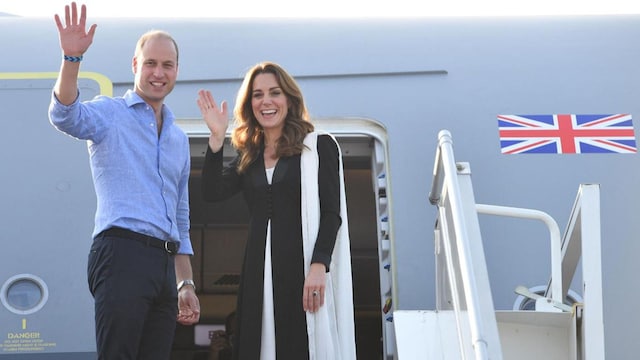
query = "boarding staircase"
(392, 130, 605, 359)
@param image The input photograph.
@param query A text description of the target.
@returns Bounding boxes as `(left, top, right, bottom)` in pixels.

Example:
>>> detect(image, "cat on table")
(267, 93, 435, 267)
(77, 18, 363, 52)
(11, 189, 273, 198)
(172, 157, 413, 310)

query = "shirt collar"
(124, 89, 147, 108)
(123, 89, 175, 125)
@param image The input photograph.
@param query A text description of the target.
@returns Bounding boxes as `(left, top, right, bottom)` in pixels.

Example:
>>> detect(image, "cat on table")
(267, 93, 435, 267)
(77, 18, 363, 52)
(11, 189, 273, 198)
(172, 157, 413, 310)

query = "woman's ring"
(312, 290, 319, 297)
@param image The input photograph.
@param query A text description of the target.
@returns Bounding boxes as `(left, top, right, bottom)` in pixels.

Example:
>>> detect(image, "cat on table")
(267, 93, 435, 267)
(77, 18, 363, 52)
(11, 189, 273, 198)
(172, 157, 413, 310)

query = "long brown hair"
(232, 61, 314, 173)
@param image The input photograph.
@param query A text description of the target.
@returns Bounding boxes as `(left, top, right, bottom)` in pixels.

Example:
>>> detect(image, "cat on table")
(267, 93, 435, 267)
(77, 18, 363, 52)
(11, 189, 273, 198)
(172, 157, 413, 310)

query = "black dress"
(202, 134, 342, 360)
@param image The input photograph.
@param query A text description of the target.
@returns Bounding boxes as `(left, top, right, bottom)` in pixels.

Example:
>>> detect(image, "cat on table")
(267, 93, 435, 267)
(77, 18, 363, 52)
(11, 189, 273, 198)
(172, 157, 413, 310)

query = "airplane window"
(1, 274, 48, 315)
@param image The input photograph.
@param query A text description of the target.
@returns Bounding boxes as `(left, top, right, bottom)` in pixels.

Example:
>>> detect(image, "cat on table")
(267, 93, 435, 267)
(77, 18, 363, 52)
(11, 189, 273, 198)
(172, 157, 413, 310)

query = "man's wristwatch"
(177, 279, 196, 292)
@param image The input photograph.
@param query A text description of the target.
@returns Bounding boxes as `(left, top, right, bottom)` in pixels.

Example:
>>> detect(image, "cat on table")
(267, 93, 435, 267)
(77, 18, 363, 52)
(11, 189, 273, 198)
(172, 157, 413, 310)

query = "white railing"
(557, 184, 605, 359)
(475, 204, 564, 308)
(429, 130, 503, 360)
(428, 129, 605, 359)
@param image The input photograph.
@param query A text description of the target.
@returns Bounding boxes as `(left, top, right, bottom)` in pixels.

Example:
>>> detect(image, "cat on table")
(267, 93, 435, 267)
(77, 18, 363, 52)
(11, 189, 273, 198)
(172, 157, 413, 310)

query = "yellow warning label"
(1, 332, 57, 352)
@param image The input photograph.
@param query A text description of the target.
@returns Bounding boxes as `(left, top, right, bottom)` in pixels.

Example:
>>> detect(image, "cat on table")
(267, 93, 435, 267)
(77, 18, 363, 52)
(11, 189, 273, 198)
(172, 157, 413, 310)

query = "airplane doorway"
(172, 119, 391, 359)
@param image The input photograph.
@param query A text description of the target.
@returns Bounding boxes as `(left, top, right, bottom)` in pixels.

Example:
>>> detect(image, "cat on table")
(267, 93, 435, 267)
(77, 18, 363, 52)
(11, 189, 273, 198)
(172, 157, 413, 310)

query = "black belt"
(101, 227, 179, 255)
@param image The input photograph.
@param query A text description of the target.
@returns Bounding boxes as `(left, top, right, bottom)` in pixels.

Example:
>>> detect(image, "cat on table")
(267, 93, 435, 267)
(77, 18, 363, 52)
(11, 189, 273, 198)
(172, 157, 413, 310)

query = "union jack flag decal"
(498, 114, 637, 154)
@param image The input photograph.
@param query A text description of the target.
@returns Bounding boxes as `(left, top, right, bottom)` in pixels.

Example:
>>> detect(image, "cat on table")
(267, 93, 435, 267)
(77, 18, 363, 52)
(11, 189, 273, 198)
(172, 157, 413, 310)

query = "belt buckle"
(164, 241, 176, 254)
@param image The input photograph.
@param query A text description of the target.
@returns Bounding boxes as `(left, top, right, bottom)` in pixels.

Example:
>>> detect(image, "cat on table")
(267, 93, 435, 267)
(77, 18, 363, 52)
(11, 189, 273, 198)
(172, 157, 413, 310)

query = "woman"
(198, 61, 356, 359)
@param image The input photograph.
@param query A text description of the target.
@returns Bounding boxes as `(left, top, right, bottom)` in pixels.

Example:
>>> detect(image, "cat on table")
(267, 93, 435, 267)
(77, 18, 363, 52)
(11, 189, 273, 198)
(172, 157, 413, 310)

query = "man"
(48, 3, 200, 359)
(208, 311, 236, 360)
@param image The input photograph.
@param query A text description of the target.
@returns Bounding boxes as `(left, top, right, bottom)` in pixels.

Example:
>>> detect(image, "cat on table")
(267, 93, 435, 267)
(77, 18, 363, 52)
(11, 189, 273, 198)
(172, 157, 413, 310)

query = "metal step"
(496, 310, 576, 360)
(393, 310, 576, 359)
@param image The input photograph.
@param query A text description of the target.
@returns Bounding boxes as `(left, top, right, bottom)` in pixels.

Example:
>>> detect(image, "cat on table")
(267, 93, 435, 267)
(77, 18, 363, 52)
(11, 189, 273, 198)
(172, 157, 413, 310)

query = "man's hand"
(209, 330, 231, 360)
(177, 286, 200, 325)
(54, 2, 97, 57)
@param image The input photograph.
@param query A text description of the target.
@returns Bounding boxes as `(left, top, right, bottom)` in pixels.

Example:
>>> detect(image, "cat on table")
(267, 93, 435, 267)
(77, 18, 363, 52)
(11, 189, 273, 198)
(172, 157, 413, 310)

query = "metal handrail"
(475, 204, 563, 306)
(429, 130, 491, 359)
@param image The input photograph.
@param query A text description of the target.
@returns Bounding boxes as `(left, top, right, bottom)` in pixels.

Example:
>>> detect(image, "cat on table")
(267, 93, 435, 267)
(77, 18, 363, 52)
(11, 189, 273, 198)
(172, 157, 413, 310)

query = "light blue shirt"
(49, 89, 193, 255)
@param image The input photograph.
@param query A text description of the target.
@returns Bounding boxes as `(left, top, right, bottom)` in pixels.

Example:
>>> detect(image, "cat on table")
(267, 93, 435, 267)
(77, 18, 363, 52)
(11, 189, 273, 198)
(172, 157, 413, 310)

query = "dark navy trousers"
(88, 232, 178, 360)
